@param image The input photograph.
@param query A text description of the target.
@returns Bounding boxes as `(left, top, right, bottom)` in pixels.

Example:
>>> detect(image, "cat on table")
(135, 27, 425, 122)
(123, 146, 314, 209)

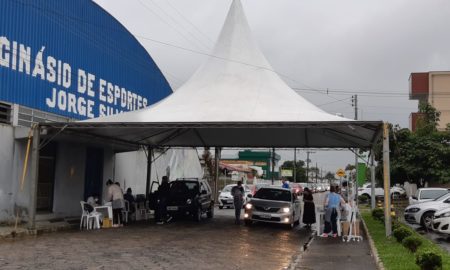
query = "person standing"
(302, 188, 316, 229)
(231, 181, 245, 225)
(322, 185, 345, 237)
(106, 179, 125, 227)
(282, 179, 290, 189)
(156, 176, 170, 224)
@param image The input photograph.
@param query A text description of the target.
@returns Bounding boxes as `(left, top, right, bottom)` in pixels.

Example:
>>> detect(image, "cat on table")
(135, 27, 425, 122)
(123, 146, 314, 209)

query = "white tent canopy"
(43, 0, 382, 149)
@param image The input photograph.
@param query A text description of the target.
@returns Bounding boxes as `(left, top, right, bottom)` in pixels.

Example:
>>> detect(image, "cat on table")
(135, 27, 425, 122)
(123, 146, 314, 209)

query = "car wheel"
(219, 205, 223, 209)
(193, 206, 202, 222)
(207, 205, 214, 218)
(421, 211, 434, 230)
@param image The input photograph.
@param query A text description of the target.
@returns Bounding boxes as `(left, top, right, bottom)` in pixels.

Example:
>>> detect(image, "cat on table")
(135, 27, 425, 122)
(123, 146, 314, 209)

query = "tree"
(374, 103, 450, 186)
(345, 164, 355, 171)
(325, 172, 335, 183)
(280, 160, 306, 182)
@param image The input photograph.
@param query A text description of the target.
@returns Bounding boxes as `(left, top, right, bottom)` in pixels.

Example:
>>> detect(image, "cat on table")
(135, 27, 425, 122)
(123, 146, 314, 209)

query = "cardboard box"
(102, 218, 112, 228)
(341, 220, 360, 236)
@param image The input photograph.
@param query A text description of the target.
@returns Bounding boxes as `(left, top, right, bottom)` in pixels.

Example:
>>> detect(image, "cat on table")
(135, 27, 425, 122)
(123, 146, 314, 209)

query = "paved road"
(0, 208, 310, 270)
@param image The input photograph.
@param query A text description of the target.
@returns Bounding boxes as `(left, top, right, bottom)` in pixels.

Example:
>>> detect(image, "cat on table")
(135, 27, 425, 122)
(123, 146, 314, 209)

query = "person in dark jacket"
(302, 188, 316, 229)
(231, 181, 245, 225)
(156, 176, 171, 224)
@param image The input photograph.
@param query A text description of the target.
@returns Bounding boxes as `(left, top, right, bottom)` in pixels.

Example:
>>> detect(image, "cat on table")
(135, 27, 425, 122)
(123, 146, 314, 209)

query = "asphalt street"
(0, 208, 310, 270)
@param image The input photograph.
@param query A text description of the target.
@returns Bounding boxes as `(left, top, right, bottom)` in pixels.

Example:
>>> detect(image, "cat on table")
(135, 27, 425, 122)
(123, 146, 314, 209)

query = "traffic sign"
(336, 168, 346, 178)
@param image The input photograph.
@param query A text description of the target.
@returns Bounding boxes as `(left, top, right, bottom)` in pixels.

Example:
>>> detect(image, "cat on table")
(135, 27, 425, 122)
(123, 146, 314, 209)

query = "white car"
(358, 183, 406, 199)
(218, 184, 252, 209)
(432, 208, 450, 235)
(409, 188, 449, 205)
(404, 192, 450, 229)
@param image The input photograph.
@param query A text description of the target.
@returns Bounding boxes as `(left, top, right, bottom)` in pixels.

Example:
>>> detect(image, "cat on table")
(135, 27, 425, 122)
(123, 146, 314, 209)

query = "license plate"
(227, 200, 233, 203)
(261, 214, 272, 219)
(167, 206, 178, 211)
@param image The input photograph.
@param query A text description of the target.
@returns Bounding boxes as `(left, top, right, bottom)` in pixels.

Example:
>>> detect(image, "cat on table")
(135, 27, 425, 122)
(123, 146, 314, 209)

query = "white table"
(316, 207, 341, 237)
(94, 205, 113, 220)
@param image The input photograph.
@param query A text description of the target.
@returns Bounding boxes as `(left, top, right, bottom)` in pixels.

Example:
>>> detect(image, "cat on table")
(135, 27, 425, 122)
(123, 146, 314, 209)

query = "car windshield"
(433, 192, 450, 201)
(170, 181, 199, 196)
(254, 188, 291, 202)
(222, 186, 233, 192)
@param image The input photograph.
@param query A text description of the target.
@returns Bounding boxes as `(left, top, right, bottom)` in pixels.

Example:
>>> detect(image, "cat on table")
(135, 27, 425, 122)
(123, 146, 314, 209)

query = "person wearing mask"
(106, 179, 125, 227)
(231, 181, 245, 225)
(322, 185, 345, 237)
(156, 176, 171, 224)
(302, 188, 316, 229)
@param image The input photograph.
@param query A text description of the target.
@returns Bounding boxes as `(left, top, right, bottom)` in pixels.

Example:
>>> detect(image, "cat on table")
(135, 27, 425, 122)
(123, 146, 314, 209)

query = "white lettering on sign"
(0, 35, 152, 118)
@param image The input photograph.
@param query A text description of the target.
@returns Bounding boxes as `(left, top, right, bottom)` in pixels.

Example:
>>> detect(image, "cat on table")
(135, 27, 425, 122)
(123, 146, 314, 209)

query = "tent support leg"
(145, 146, 153, 197)
(383, 123, 392, 237)
(28, 125, 40, 230)
(214, 147, 221, 204)
(370, 150, 376, 210)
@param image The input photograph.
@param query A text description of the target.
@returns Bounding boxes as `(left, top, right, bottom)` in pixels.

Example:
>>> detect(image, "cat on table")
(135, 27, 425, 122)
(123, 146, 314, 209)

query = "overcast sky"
(94, 0, 450, 174)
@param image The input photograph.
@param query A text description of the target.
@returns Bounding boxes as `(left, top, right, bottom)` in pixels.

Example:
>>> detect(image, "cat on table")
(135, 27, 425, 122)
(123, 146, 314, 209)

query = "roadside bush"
(392, 220, 402, 231)
(358, 195, 368, 204)
(416, 249, 442, 270)
(393, 227, 413, 242)
(402, 235, 423, 253)
(372, 208, 384, 221)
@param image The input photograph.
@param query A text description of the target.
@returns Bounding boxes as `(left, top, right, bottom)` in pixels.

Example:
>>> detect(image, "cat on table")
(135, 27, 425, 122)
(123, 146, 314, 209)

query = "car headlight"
(246, 204, 252, 210)
(283, 207, 290, 213)
(186, 199, 192, 205)
(406, 208, 420, 213)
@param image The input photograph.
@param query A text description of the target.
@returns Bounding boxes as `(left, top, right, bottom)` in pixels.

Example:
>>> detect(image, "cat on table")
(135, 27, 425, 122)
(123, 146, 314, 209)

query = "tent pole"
(370, 150, 376, 210)
(28, 124, 40, 230)
(214, 147, 221, 204)
(271, 148, 275, 185)
(145, 146, 153, 198)
(383, 123, 392, 237)
(293, 148, 296, 182)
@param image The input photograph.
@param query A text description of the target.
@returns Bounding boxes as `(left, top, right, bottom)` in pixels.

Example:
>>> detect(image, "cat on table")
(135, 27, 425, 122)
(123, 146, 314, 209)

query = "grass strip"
(362, 212, 450, 270)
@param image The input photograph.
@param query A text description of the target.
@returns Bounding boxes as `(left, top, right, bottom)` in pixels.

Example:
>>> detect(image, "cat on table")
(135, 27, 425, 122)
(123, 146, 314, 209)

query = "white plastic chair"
(80, 201, 102, 230)
(122, 200, 130, 223)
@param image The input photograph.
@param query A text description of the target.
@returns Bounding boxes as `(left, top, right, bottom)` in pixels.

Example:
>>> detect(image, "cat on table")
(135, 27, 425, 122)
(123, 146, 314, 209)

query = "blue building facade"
(0, 0, 172, 120)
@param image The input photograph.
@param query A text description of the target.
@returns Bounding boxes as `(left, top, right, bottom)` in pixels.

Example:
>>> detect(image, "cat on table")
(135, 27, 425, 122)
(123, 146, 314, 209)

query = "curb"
(287, 230, 315, 270)
(361, 218, 385, 270)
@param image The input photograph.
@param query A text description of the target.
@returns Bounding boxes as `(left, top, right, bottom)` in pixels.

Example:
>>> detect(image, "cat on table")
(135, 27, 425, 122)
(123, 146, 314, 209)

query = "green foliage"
(416, 102, 441, 136)
(358, 195, 368, 204)
(280, 160, 307, 182)
(416, 249, 442, 270)
(402, 236, 423, 253)
(393, 227, 413, 242)
(371, 208, 384, 221)
(374, 109, 450, 186)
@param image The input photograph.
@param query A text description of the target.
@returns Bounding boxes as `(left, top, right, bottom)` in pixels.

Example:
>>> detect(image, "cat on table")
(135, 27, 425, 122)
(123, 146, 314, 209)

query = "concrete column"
(145, 146, 153, 197)
(383, 123, 392, 237)
(214, 147, 221, 203)
(370, 151, 376, 210)
(28, 125, 40, 230)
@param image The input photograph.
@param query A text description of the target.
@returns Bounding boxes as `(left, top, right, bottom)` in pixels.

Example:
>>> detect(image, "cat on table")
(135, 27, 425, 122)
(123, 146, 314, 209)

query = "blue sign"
(0, 0, 172, 119)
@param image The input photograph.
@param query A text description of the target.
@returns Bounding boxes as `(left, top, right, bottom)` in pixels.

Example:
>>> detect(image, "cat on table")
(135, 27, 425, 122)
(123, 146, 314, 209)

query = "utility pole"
(315, 162, 318, 183)
(293, 148, 297, 182)
(306, 151, 315, 182)
(352, 94, 359, 199)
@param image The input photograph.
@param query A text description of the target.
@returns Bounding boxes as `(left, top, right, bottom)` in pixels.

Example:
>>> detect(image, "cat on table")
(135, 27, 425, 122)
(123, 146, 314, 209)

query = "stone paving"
(0, 209, 308, 270)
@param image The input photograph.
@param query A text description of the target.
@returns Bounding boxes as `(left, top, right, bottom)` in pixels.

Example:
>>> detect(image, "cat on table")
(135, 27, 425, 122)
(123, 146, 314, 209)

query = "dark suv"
(166, 178, 214, 221)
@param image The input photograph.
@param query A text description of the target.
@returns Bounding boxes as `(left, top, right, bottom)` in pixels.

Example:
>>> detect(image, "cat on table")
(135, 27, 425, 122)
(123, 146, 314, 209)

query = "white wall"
(114, 148, 203, 195)
(0, 125, 15, 221)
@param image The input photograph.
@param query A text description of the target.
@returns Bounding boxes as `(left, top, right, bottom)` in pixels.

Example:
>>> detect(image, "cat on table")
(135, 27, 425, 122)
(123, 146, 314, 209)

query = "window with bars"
(0, 102, 12, 124)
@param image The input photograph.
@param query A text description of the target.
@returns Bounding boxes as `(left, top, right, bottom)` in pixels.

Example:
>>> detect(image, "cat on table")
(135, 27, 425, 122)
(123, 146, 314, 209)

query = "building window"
(0, 102, 12, 124)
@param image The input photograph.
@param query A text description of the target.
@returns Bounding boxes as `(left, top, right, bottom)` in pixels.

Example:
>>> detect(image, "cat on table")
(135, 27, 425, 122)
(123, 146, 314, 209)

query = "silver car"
(244, 187, 301, 229)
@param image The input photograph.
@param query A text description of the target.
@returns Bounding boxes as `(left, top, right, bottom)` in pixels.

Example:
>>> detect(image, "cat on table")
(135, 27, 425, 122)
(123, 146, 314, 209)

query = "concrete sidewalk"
(0, 220, 73, 240)
(293, 235, 378, 270)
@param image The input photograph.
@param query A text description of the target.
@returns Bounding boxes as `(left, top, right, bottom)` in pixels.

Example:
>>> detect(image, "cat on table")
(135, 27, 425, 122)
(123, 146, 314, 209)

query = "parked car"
(358, 183, 406, 199)
(409, 188, 449, 205)
(244, 186, 301, 229)
(404, 192, 450, 229)
(165, 178, 214, 221)
(432, 208, 450, 235)
(218, 184, 252, 209)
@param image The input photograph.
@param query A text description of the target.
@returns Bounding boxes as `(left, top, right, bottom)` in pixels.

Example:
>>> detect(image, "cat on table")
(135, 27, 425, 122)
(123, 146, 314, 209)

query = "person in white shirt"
(106, 179, 125, 227)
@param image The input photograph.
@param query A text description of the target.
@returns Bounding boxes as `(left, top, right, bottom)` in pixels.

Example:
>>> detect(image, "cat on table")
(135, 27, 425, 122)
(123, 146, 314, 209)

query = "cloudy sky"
(94, 0, 450, 173)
